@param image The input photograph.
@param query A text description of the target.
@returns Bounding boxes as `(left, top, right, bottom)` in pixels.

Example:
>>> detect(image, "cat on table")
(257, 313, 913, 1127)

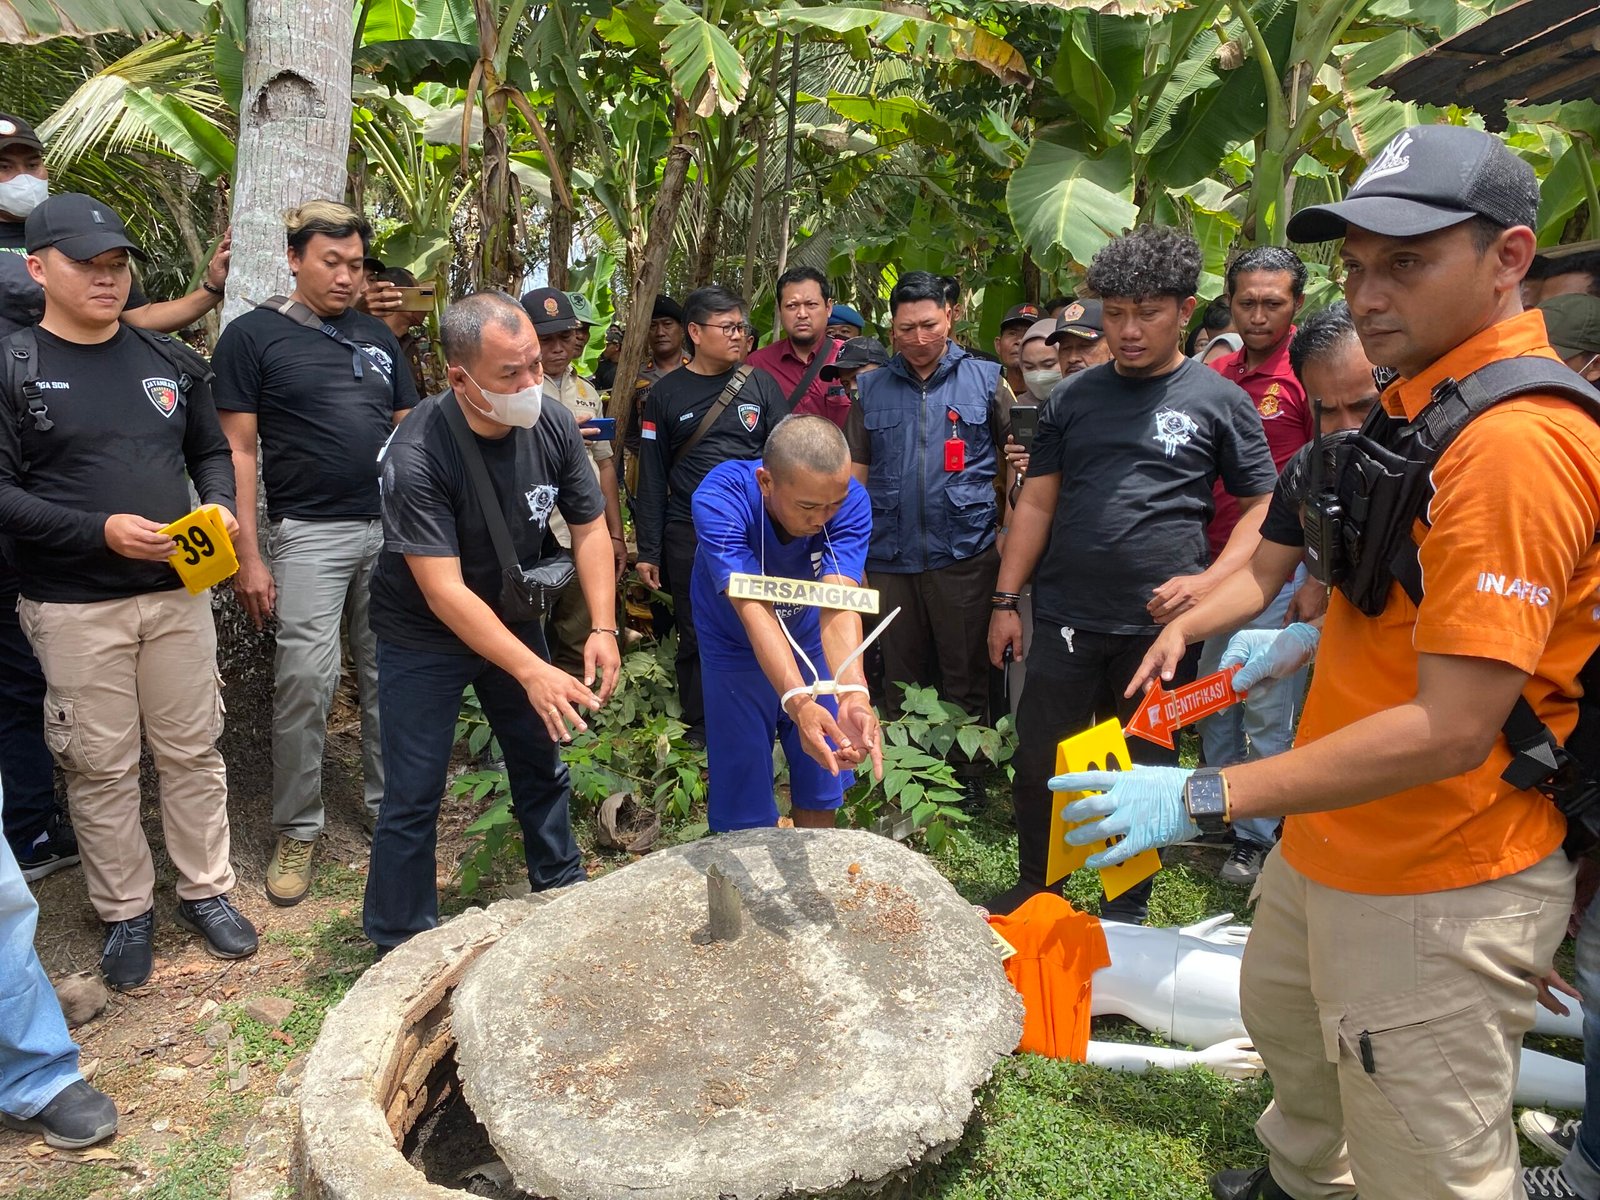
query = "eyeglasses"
(697, 320, 753, 337)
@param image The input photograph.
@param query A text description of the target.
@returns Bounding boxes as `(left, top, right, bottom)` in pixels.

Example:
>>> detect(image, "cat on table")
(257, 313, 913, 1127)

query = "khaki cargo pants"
(1241, 846, 1575, 1200)
(20, 588, 234, 922)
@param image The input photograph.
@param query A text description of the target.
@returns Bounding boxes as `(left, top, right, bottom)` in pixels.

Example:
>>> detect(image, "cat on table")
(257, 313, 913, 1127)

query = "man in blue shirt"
(691, 415, 881, 831)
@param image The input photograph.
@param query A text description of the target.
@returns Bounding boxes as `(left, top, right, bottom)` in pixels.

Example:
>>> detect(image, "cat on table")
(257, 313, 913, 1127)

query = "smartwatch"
(1183, 767, 1230, 837)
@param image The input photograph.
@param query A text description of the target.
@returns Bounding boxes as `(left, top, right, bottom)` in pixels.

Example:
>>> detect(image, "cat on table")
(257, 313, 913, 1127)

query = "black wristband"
(202, 280, 224, 297)
(991, 600, 1019, 612)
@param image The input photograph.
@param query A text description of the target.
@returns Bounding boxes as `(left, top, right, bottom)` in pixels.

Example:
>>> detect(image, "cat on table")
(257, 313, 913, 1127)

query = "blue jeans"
(0, 791, 82, 1118)
(1197, 572, 1306, 848)
(362, 630, 586, 950)
(0, 594, 57, 857)
(1565, 887, 1600, 1198)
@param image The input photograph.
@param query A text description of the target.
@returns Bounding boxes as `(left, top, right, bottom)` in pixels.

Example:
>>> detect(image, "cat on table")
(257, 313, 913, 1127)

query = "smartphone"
(582, 416, 616, 439)
(392, 285, 438, 312)
(1011, 404, 1040, 449)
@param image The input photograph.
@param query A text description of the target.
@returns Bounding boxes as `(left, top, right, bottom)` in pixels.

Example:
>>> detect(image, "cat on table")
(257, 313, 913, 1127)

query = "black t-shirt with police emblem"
(0, 325, 236, 602)
(211, 305, 418, 521)
(633, 364, 787, 565)
(368, 390, 605, 655)
(1027, 357, 1276, 634)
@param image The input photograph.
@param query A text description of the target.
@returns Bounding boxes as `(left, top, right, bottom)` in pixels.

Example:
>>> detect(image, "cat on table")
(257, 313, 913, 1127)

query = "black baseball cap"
(362, 255, 386, 273)
(520, 287, 583, 336)
(0, 114, 42, 155)
(1049, 298, 1104, 342)
(25, 192, 146, 261)
(1001, 301, 1042, 330)
(1288, 125, 1539, 244)
(821, 336, 891, 380)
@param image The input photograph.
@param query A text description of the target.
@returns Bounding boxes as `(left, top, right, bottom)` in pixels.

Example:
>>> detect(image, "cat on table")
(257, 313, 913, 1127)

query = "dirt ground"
(0, 670, 469, 1197)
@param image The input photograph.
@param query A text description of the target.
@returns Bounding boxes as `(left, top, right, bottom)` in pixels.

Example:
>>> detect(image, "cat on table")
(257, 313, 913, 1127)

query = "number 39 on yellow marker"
(159, 504, 239, 594)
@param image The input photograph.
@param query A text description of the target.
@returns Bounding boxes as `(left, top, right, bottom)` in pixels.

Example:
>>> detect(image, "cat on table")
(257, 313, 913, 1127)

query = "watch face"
(1186, 772, 1227, 818)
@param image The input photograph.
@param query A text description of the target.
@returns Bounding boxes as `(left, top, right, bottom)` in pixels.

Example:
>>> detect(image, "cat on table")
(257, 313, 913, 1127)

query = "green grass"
(216, 908, 376, 1076)
(923, 1056, 1270, 1199)
(7, 1166, 124, 1200)
(914, 779, 1269, 1198)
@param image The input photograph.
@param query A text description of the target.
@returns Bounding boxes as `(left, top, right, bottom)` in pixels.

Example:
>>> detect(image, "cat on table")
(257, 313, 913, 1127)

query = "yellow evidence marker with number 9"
(1045, 717, 1163, 901)
(159, 504, 239, 595)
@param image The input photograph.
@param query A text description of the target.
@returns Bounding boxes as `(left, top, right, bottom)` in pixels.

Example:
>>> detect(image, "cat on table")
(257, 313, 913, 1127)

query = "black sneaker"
(1219, 840, 1269, 885)
(15, 809, 80, 882)
(682, 727, 707, 750)
(174, 894, 258, 960)
(100, 910, 154, 991)
(0, 1080, 118, 1149)
(1209, 1167, 1302, 1200)
(1523, 1165, 1584, 1200)
(1522, 1111, 1582, 1161)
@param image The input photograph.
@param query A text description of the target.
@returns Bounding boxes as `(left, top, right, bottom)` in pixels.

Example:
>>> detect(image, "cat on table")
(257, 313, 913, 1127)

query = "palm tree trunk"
(224, 0, 353, 326)
(771, 34, 800, 283)
(609, 134, 696, 429)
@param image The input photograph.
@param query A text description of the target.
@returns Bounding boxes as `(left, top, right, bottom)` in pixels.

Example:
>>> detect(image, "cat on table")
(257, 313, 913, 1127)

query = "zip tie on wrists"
(781, 682, 870, 711)
(775, 605, 901, 713)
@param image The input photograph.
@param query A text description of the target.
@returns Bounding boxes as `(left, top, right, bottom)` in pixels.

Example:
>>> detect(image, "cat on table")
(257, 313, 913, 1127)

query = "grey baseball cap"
(1288, 125, 1539, 244)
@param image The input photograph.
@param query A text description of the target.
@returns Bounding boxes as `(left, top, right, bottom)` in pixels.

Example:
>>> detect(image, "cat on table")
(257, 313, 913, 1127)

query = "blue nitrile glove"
(1220, 622, 1321, 692)
(1050, 765, 1196, 868)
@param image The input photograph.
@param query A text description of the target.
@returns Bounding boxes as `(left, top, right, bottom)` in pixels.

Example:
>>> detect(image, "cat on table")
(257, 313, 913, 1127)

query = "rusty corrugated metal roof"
(1380, 0, 1600, 130)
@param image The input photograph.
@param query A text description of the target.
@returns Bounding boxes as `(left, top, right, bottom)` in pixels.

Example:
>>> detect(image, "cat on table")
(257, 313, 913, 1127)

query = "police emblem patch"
(143, 377, 179, 418)
(543, 297, 560, 316)
(0, 121, 15, 136)
(737, 402, 760, 432)
(1063, 302, 1085, 322)
(1258, 382, 1281, 418)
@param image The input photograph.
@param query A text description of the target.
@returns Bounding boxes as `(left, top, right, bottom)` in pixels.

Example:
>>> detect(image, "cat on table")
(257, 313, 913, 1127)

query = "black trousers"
(0, 593, 55, 855)
(874, 543, 1000, 723)
(1012, 621, 1197, 922)
(662, 520, 704, 734)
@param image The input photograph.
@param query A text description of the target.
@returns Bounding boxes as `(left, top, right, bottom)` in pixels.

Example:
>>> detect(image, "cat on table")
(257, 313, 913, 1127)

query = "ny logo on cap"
(1351, 131, 1413, 193)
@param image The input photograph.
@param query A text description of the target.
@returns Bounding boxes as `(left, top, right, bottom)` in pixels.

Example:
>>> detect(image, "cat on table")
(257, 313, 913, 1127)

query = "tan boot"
(265, 835, 315, 907)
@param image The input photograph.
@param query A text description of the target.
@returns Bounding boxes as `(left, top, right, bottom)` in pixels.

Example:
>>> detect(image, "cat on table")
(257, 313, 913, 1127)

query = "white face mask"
(463, 369, 542, 428)
(1023, 367, 1063, 401)
(0, 173, 47, 219)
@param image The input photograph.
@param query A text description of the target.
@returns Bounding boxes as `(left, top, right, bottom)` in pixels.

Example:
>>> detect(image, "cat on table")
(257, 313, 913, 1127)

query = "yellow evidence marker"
(159, 504, 239, 595)
(1045, 717, 1163, 901)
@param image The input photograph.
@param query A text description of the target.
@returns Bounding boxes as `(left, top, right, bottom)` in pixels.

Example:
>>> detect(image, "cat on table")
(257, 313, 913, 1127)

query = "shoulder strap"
(1392, 357, 1600, 608)
(1416, 357, 1600, 448)
(673, 365, 753, 469)
(439, 393, 520, 574)
(785, 339, 836, 410)
(123, 325, 214, 389)
(257, 295, 389, 383)
(2, 328, 51, 433)
(1384, 355, 1600, 795)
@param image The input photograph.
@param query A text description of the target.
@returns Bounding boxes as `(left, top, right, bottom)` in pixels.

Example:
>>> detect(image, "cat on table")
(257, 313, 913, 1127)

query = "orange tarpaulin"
(988, 893, 1109, 1061)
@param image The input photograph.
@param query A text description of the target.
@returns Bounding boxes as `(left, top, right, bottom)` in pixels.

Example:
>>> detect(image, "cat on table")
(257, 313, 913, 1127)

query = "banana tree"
(0, 0, 206, 43)
(597, 0, 752, 427)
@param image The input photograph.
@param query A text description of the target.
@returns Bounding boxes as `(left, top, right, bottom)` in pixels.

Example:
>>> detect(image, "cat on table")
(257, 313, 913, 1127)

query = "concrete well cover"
(451, 828, 1023, 1199)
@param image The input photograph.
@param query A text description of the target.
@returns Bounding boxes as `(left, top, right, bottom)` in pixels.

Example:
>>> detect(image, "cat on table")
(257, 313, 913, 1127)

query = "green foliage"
(1007, 133, 1138, 270)
(841, 683, 1015, 853)
(452, 643, 708, 894)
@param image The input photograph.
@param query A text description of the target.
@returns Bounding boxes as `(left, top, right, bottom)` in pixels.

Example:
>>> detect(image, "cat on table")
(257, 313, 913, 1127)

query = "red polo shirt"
(747, 336, 840, 414)
(1205, 330, 1313, 558)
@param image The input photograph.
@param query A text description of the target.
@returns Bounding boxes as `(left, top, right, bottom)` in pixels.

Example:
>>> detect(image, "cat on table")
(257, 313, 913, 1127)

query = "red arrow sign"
(1124, 666, 1244, 749)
